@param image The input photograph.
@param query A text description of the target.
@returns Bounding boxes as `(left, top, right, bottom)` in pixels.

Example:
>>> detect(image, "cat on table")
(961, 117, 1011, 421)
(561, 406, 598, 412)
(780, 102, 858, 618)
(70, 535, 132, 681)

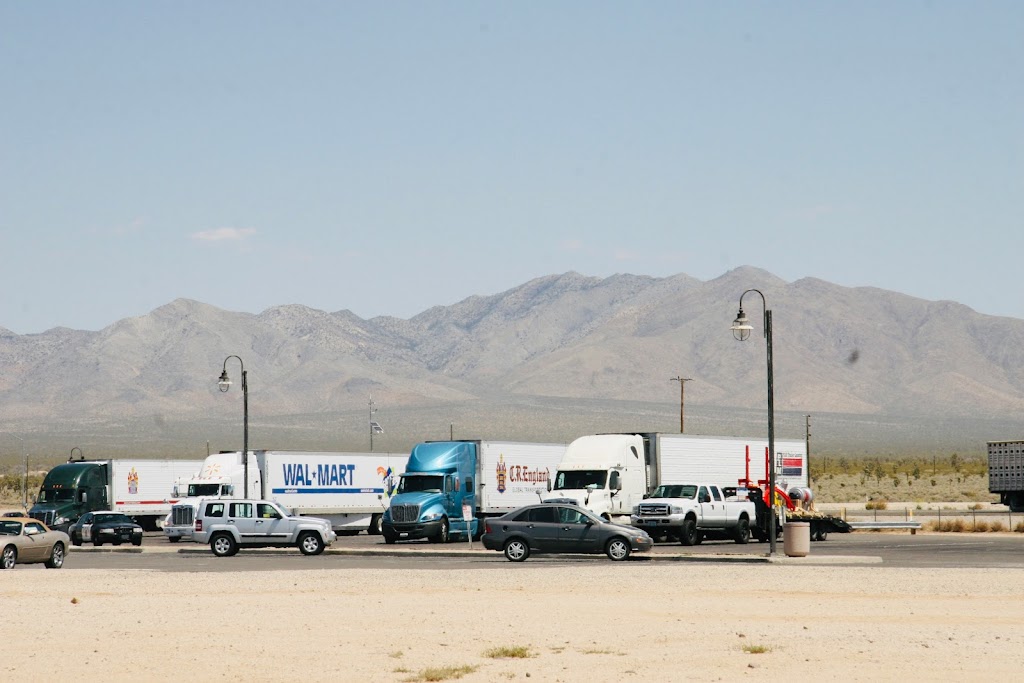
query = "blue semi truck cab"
(381, 441, 477, 544)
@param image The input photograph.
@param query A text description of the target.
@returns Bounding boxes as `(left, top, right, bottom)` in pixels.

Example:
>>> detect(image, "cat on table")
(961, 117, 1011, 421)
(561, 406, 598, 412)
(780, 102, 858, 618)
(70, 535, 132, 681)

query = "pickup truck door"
(698, 486, 725, 528)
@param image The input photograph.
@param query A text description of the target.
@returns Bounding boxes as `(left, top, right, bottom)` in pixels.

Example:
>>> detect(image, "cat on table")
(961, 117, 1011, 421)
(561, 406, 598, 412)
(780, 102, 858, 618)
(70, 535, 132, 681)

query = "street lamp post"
(731, 288, 777, 556)
(218, 355, 249, 498)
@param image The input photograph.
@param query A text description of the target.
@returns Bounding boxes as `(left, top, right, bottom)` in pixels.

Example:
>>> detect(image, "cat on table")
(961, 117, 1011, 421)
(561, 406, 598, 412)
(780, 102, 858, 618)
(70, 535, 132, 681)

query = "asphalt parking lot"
(47, 527, 1024, 572)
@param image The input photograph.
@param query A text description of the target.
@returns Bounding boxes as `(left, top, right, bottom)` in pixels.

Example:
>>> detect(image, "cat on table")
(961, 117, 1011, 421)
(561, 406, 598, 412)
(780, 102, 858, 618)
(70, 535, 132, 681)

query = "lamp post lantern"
(731, 288, 777, 556)
(218, 355, 249, 498)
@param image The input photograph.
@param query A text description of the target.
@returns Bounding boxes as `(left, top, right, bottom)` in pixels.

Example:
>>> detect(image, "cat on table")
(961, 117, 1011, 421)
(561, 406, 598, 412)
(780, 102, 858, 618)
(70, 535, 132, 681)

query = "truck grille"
(32, 511, 55, 526)
(170, 507, 194, 526)
(637, 503, 670, 516)
(390, 504, 420, 523)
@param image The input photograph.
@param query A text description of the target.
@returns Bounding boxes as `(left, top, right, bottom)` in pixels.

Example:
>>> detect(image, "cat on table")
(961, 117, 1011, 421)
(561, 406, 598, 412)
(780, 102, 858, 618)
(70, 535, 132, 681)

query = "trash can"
(783, 522, 810, 557)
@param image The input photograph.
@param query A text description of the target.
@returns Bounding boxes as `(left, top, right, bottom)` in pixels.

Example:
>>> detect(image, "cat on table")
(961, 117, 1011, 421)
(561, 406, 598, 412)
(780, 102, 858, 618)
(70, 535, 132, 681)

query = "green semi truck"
(29, 457, 203, 531)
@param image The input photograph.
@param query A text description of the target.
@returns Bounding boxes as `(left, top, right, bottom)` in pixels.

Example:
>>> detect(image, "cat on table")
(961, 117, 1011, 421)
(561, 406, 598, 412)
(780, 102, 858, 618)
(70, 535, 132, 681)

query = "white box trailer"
(475, 441, 568, 514)
(260, 451, 405, 535)
(645, 434, 808, 493)
(109, 460, 203, 519)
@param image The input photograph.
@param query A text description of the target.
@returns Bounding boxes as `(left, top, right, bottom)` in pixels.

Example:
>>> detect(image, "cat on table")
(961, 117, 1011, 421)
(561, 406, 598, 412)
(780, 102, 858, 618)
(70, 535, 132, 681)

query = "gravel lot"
(3, 561, 1023, 682)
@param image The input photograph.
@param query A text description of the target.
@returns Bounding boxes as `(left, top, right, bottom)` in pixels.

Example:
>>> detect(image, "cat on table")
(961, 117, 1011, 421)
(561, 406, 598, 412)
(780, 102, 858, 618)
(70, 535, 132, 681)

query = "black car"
(69, 511, 144, 547)
(481, 503, 653, 562)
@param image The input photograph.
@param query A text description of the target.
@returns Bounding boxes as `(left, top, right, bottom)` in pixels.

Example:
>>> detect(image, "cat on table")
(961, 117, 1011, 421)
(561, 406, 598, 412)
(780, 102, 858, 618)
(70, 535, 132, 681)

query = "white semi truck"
(165, 450, 404, 540)
(542, 432, 808, 525)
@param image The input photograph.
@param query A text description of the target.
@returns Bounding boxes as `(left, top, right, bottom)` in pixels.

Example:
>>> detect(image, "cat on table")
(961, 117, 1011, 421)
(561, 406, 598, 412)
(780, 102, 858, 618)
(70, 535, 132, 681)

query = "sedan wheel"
(45, 543, 65, 569)
(2, 545, 16, 569)
(503, 538, 530, 562)
(606, 538, 631, 561)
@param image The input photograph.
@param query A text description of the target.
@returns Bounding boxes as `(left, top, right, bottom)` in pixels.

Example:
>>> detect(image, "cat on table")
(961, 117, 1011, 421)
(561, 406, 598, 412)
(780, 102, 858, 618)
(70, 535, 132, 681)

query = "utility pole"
(670, 376, 692, 433)
(369, 396, 377, 452)
(805, 414, 812, 487)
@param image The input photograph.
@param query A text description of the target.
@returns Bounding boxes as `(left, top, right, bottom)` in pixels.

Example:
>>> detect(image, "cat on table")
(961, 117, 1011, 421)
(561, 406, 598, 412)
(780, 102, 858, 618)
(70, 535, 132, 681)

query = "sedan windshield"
(0, 521, 22, 535)
(553, 470, 607, 490)
(397, 475, 444, 494)
(94, 514, 135, 525)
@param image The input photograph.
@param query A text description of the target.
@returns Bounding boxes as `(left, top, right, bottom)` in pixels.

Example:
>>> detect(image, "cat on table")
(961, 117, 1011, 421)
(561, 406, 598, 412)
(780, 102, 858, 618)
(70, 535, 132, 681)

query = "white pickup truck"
(630, 483, 755, 546)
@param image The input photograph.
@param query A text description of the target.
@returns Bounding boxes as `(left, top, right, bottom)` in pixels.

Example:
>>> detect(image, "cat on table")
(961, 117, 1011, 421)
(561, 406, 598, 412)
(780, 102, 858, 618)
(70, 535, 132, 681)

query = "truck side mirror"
(546, 477, 552, 493)
(80, 491, 88, 503)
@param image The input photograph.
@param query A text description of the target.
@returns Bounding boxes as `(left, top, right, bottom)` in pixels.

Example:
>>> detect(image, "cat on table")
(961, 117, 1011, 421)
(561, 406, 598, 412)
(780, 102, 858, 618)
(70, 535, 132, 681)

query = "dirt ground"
(3, 562, 1023, 682)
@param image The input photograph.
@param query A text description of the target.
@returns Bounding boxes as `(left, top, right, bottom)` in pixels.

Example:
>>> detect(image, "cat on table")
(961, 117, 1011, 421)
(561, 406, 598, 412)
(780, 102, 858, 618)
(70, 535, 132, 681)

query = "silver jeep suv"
(192, 499, 337, 557)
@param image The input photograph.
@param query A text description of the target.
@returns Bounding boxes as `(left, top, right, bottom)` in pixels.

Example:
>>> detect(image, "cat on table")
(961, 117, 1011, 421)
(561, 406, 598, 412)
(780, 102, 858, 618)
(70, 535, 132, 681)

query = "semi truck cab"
(382, 441, 477, 544)
(30, 461, 109, 531)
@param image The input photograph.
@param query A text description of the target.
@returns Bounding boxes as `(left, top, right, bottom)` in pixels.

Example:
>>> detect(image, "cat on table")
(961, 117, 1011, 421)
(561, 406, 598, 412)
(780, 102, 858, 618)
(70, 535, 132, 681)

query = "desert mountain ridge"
(2, 266, 1022, 461)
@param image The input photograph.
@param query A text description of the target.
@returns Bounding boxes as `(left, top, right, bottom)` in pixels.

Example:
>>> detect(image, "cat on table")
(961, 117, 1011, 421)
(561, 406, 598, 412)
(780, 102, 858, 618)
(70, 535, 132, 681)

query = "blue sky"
(1, 3, 1022, 334)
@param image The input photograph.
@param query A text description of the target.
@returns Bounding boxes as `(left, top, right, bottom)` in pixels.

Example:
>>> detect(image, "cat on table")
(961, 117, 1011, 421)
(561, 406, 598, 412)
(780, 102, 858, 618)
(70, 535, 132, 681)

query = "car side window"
(206, 503, 225, 518)
(710, 487, 723, 502)
(25, 522, 45, 534)
(558, 507, 586, 525)
(257, 503, 280, 519)
(698, 486, 710, 503)
(528, 507, 556, 523)
(230, 503, 253, 518)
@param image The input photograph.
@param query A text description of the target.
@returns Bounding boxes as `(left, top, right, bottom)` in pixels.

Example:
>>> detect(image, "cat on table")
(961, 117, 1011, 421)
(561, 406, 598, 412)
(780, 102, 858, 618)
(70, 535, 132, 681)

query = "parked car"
(69, 511, 144, 547)
(481, 503, 654, 562)
(192, 498, 337, 556)
(3, 510, 28, 518)
(1, 517, 69, 569)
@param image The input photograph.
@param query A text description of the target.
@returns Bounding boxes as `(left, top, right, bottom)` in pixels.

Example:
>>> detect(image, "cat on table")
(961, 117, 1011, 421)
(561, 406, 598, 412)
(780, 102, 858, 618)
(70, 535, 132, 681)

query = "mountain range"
(2, 266, 1022, 464)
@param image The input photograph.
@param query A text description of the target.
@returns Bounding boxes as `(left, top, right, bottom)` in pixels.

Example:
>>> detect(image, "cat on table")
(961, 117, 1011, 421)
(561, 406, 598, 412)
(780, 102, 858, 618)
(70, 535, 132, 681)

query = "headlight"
(54, 517, 68, 526)
(631, 506, 639, 515)
(670, 506, 684, 515)
(422, 512, 441, 522)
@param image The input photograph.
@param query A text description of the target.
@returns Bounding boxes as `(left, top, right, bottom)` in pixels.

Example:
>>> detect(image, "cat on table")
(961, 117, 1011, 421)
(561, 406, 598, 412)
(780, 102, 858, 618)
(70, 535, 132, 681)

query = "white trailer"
(169, 450, 403, 536)
(475, 441, 568, 514)
(644, 433, 808, 493)
(260, 451, 404, 535)
(544, 433, 807, 523)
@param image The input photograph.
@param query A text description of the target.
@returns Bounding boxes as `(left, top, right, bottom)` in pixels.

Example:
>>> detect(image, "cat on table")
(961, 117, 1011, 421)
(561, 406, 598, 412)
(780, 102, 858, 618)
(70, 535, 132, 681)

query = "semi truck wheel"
(430, 517, 449, 544)
(369, 514, 383, 535)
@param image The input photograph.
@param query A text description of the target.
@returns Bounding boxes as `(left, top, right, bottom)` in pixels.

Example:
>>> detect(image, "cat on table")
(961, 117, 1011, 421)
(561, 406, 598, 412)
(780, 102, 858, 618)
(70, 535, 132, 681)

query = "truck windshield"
(397, 475, 444, 494)
(188, 484, 222, 497)
(553, 470, 607, 490)
(651, 485, 697, 499)
(37, 489, 74, 503)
